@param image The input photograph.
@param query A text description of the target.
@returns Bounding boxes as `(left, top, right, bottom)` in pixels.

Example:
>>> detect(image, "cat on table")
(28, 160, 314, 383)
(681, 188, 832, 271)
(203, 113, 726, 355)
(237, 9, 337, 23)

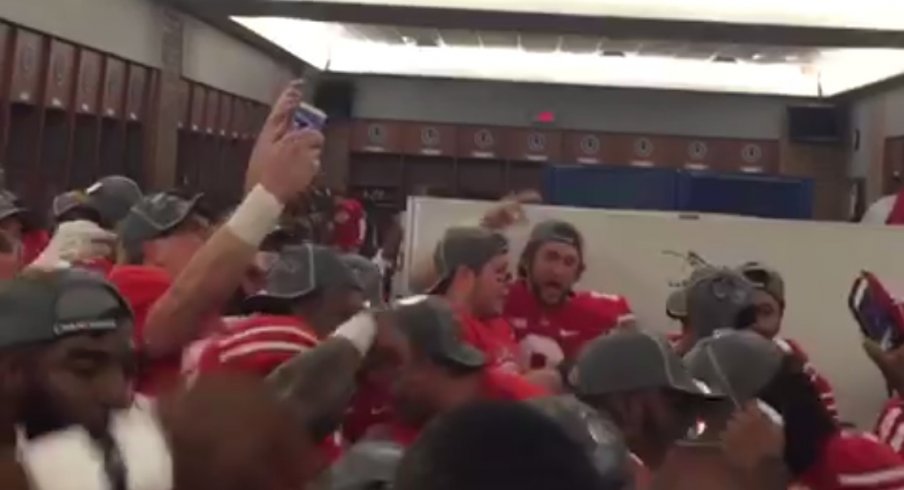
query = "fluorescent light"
(232, 16, 904, 96)
(244, 0, 904, 30)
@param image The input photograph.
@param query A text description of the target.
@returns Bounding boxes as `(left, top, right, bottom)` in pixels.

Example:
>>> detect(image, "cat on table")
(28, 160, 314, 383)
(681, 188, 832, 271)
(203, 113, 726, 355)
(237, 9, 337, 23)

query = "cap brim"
(242, 290, 309, 313)
(443, 343, 487, 369)
(667, 373, 725, 401)
(666, 288, 688, 319)
(0, 207, 27, 222)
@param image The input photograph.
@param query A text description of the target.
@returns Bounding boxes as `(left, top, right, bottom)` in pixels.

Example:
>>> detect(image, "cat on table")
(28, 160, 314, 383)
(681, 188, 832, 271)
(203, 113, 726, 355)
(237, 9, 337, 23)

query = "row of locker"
(0, 21, 268, 216)
(350, 119, 781, 174)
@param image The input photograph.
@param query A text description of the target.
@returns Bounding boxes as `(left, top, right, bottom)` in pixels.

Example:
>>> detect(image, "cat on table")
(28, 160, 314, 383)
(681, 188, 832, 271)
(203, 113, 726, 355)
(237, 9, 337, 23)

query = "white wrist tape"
(331, 312, 378, 356)
(19, 407, 173, 490)
(226, 184, 285, 247)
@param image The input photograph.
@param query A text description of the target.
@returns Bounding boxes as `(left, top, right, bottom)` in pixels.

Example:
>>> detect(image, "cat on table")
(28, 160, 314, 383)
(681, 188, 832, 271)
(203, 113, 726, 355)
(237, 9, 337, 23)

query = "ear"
(450, 265, 476, 292)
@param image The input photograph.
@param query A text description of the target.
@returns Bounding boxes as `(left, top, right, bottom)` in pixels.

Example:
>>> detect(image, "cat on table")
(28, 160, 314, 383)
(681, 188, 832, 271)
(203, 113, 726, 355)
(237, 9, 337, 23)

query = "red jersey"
(21, 229, 49, 266)
(875, 397, 904, 458)
(796, 431, 904, 490)
(331, 198, 365, 253)
(375, 367, 548, 446)
(458, 313, 521, 373)
(108, 265, 221, 396)
(505, 280, 632, 369)
(186, 314, 319, 378)
(773, 337, 839, 421)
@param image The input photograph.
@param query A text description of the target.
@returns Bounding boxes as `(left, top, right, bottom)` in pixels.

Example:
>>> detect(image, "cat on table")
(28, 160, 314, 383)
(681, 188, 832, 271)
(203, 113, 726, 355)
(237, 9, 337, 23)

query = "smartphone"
(848, 271, 904, 350)
(293, 102, 327, 130)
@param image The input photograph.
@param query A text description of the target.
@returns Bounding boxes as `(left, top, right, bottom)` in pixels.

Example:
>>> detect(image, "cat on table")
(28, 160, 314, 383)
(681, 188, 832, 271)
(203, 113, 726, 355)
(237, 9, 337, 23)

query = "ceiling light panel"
(257, 0, 904, 30)
(233, 17, 904, 96)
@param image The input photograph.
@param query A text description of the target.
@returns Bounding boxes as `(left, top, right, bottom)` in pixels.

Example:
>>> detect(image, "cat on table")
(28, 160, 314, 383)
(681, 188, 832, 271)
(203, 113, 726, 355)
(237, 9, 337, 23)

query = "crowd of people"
(0, 81, 903, 490)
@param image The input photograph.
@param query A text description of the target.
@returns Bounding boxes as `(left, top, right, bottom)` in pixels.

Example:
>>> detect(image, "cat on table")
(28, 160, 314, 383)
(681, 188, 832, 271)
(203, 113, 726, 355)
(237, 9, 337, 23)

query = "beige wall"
(0, 0, 295, 103)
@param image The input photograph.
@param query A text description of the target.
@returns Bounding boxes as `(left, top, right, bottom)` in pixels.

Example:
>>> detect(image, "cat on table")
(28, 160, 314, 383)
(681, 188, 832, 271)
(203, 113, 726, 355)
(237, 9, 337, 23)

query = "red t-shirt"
(108, 265, 221, 396)
(376, 367, 548, 447)
(505, 280, 632, 369)
(796, 431, 904, 490)
(458, 312, 521, 373)
(331, 198, 365, 253)
(21, 229, 49, 266)
(875, 397, 904, 458)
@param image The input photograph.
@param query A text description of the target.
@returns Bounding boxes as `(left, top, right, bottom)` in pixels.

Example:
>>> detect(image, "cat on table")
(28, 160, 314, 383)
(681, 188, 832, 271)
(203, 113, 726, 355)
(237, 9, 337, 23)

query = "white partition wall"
(404, 196, 904, 428)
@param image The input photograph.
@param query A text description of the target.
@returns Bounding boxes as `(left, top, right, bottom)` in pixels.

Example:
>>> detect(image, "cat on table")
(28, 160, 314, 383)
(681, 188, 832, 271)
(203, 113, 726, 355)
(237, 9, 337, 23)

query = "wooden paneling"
(401, 123, 456, 157)
(504, 128, 563, 163)
(44, 40, 76, 110)
(0, 24, 9, 101)
(457, 126, 504, 159)
(458, 159, 505, 199)
(508, 162, 544, 193)
(601, 134, 674, 168)
(404, 158, 454, 195)
(177, 79, 190, 129)
(231, 98, 245, 138)
(884, 138, 904, 195)
(9, 29, 44, 105)
(189, 84, 206, 132)
(125, 64, 148, 122)
(563, 131, 604, 165)
(351, 120, 403, 153)
(101, 57, 126, 118)
(720, 139, 780, 174)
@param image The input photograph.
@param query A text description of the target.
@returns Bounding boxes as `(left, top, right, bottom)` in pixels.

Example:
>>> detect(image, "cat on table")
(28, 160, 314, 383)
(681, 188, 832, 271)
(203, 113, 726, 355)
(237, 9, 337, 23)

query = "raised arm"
(141, 82, 323, 358)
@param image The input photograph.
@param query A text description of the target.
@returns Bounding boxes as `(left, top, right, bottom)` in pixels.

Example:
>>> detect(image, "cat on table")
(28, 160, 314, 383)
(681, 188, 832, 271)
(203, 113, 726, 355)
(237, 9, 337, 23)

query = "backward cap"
(737, 261, 785, 303)
(86, 175, 142, 226)
(686, 268, 756, 340)
(392, 295, 486, 369)
(429, 226, 508, 293)
(117, 191, 203, 257)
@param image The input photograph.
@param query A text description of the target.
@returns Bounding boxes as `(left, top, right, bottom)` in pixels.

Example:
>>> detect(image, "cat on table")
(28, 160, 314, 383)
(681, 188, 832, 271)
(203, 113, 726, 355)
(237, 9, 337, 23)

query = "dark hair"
(395, 401, 611, 490)
(757, 356, 837, 476)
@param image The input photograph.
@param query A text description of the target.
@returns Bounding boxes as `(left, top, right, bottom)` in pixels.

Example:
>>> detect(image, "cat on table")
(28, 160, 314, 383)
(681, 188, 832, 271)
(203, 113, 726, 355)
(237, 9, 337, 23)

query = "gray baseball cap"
(340, 253, 384, 307)
(684, 330, 784, 404)
(117, 191, 206, 258)
(0, 190, 26, 223)
(571, 329, 722, 400)
(51, 190, 100, 223)
(244, 244, 363, 311)
(392, 295, 486, 369)
(666, 266, 719, 319)
(329, 440, 403, 490)
(685, 268, 757, 340)
(0, 269, 133, 349)
(428, 226, 508, 294)
(527, 395, 631, 488)
(85, 175, 142, 227)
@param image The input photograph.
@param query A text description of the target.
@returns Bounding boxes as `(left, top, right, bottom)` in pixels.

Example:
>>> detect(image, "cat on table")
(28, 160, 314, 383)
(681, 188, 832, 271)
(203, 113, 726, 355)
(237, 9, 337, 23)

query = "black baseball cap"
(0, 269, 133, 349)
(684, 330, 784, 405)
(85, 175, 142, 227)
(571, 329, 722, 400)
(244, 244, 363, 311)
(527, 395, 631, 488)
(685, 268, 757, 340)
(391, 295, 486, 369)
(117, 191, 206, 258)
(428, 226, 508, 294)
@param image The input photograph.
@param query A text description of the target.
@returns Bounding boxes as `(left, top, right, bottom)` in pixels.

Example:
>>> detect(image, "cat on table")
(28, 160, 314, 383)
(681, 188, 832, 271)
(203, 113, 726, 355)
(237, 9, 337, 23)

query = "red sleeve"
(20, 230, 49, 265)
(800, 432, 904, 489)
(876, 398, 904, 457)
(775, 338, 839, 421)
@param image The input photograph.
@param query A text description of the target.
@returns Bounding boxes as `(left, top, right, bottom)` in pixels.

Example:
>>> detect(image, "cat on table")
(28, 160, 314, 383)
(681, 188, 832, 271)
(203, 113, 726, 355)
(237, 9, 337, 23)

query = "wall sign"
(741, 143, 763, 163)
(365, 123, 387, 151)
(688, 141, 708, 160)
(634, 137, 654, 158)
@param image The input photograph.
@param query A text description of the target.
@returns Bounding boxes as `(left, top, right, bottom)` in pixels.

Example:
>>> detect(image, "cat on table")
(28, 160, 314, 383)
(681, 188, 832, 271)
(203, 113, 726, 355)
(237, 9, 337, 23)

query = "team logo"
(527, 132, 546, 153)
(580, 135, 600, 155)
(420, 126, 440, 147)
(474, 129, 494, 149)
(634, 137, 654, 158)
(741, 143, 763, 163)
(367, 123, 387, 145)
(688, 141, 708, 160)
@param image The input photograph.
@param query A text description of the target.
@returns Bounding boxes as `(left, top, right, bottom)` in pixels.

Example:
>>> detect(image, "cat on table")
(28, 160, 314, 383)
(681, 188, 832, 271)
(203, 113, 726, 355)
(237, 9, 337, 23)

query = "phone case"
(848, 271, 904, 350)
(293, 103, 327, 130)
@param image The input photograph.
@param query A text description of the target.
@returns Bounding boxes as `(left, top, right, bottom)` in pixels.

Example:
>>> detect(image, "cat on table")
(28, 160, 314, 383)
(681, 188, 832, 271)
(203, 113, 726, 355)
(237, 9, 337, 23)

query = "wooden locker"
(350, 120, 403, 153)
(125, 64, 148, 122)
(456, 126, 503, 160)
(204, 90, 219, 134)
(177, 79, 190, 129)
(218, 94, 233, 137)
(189, 84, 206, 132)
(0, 23, 9, 102)
(9, 29, 45, 105)
(401, 123, 456, 157)
(101, 57, 126, 119)
(44, 40, 76, 110)
(563, 132, 604, 165)
(503, 128, 563, 163)
(231, 98, 245, 139)
(75, 49, 102, 114)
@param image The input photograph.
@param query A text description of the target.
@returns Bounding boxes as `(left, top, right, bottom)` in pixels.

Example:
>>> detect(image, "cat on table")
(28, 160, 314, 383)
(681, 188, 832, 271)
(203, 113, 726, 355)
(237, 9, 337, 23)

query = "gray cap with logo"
(86, 175, 143, 227)
(684, 330, 784, 404)
(0, 269, 133, 349)
(392, 295, 486, 369)
(118, 191, 205, 259)
(685, 268, 757, 340)
(571, 329, 722, 400)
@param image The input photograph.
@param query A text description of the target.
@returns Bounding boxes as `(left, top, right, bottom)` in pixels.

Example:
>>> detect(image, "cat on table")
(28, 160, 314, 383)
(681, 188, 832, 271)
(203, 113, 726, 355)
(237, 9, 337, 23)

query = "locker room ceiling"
(174, 0, 904, 97)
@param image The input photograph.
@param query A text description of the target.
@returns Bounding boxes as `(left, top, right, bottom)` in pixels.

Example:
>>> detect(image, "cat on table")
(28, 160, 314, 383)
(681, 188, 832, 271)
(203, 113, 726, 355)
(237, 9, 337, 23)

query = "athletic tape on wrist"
(331, 312, 378, 356)
(226, 184, 285, 247)
(20, 407, 174, 490)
